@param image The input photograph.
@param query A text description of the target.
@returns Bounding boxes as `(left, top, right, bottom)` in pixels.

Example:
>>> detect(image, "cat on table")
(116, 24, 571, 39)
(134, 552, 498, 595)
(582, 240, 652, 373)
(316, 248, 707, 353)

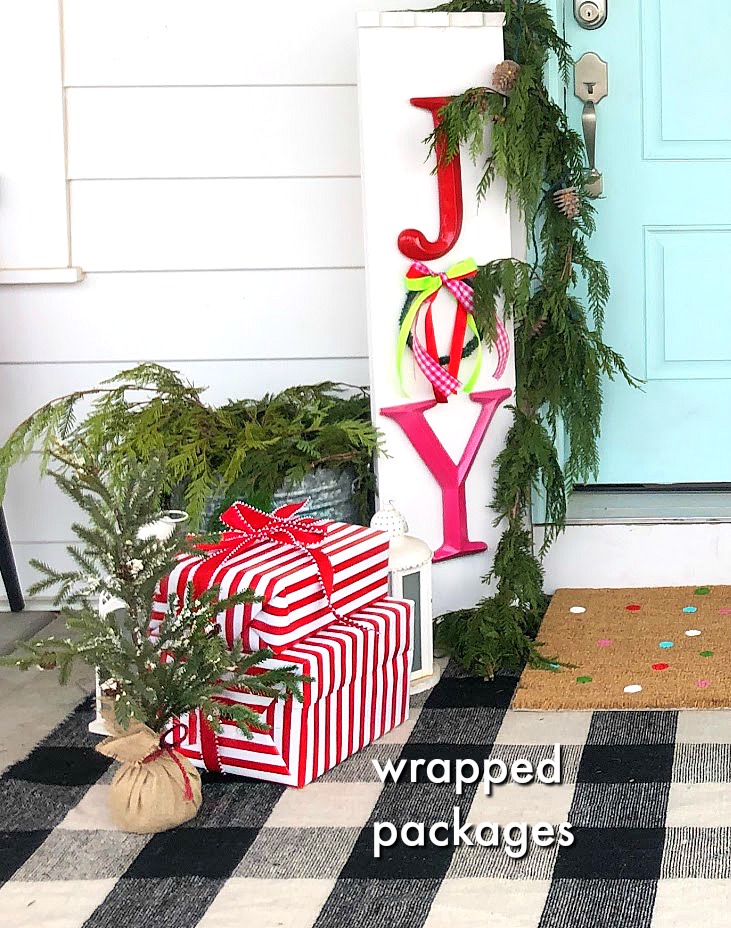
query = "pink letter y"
(381, 389, 511, 561)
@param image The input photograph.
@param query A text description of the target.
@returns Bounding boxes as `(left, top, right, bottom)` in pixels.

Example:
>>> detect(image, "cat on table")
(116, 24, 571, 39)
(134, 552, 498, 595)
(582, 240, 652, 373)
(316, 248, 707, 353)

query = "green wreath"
(399, 279, 480, 366)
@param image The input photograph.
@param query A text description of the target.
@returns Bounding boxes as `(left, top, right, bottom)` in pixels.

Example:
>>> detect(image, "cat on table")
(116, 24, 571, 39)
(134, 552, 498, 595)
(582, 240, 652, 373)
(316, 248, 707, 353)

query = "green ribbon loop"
(462, 314, 483, 393)
(396, 290, 432, 393)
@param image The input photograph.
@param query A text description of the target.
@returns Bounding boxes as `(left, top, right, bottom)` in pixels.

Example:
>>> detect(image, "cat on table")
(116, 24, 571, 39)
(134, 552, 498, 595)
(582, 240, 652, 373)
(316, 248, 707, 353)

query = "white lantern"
(371, 501, 439, 693)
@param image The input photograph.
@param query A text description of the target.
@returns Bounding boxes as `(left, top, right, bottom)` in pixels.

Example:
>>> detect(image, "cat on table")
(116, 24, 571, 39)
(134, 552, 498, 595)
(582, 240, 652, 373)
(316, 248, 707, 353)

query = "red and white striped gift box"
(152, 520, 390, 653)
(173, 597, 413, 787)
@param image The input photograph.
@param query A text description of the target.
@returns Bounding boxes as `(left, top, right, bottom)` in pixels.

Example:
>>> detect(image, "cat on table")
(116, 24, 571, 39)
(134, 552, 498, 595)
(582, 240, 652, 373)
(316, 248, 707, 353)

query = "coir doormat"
(513, 586, 731, 710)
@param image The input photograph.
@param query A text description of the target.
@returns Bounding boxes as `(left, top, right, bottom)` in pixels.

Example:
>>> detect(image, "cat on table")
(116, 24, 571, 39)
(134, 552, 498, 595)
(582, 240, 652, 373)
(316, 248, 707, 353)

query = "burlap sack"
(96, 723, 203, 833)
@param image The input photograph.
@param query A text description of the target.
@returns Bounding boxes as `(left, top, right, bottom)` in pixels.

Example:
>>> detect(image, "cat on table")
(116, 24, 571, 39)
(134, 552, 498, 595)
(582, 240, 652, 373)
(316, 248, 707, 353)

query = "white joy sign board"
(357, 11, 518, 616)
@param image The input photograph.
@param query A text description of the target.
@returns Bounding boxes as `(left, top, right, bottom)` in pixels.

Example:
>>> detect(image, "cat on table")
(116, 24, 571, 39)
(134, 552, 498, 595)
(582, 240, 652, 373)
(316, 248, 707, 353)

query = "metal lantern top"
(137, 509, 189, 542)
(371, 501, 432, 572)
(370, 500, 408, 537)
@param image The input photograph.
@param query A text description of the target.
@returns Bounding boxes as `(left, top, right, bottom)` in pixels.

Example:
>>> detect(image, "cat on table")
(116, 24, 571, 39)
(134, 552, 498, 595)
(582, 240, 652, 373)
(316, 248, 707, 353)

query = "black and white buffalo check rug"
(2, 662, 730, 928)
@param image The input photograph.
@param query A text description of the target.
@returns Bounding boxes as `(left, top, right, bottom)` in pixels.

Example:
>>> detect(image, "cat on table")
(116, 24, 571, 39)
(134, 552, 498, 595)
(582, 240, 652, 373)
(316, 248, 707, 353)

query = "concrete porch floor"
(0, 612, 94, 774)
(0, 610, 57, 656)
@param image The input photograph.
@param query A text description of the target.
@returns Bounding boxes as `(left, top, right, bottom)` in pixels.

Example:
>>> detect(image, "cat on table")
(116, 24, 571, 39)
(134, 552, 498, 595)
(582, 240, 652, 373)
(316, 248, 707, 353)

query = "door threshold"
(542, 488, 731, 526)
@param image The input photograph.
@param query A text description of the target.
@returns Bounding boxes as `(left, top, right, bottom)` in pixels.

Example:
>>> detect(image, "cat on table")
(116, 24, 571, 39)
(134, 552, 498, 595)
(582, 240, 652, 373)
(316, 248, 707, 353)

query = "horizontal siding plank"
(0, 269, 367, 363)
(3, 460, 82, 546)
(66, 86, 360, 179)
(69, 178, 364, 271)
(0, 542, 74, 603)
(62, 0, 432, 87)
(0, 358, 370, 442)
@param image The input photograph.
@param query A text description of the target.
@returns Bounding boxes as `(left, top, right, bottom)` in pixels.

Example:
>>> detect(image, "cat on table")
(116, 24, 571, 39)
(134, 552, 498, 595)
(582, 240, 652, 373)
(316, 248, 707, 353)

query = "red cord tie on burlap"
(142, 723, 194, 801)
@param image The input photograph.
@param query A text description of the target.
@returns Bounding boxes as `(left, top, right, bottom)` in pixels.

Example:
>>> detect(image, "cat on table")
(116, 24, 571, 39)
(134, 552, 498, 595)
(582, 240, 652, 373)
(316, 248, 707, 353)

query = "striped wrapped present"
(152, 501, 390, 653)
(172, 597, 413, 787)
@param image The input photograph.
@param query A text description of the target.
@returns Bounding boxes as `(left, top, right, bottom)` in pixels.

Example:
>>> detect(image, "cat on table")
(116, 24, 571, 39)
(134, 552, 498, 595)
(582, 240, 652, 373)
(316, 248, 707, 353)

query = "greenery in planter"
(1, 448, 306, 735)
(428, 0, 637, 676)
(0, 364, 382, 530)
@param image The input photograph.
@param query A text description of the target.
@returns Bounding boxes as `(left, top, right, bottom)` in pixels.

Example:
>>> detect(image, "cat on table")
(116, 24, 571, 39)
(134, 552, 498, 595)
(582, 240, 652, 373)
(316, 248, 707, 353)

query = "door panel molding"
(645, 225, 731, 380)
(642, 0, 731, 160)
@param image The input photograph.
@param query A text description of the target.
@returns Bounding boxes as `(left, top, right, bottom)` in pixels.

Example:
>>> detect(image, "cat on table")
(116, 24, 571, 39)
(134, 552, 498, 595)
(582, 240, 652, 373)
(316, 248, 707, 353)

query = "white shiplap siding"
(0, 0, 432, 603)
(61, 0, 427, 86)
(65, 87, 361, 179)
(68, 178, 365, 271)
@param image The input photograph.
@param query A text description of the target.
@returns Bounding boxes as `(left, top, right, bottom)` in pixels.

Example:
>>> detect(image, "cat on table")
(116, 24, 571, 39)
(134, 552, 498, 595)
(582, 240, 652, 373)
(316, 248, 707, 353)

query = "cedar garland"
(429, 0, 637, 676)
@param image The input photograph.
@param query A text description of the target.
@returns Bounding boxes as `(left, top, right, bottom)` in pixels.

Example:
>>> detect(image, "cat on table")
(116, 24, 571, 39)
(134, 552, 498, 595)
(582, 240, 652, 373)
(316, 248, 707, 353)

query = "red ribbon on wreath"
(397, 258, 510, 404)
(409, 260, 477, 403)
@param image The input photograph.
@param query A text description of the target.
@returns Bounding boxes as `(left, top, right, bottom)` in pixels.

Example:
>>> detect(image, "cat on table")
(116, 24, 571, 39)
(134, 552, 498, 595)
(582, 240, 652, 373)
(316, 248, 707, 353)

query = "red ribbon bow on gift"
(195, 500, 335, 598)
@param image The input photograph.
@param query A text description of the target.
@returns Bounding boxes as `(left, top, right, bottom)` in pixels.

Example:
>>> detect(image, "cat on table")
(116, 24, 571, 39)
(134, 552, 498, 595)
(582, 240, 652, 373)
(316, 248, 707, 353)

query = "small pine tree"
(2, 446, 307, 735)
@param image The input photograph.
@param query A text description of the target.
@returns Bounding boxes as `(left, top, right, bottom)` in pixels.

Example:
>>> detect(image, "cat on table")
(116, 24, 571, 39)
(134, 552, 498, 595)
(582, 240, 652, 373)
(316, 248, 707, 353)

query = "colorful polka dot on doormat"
(512, 586, 731, 711)
(695, 587, 711, 595)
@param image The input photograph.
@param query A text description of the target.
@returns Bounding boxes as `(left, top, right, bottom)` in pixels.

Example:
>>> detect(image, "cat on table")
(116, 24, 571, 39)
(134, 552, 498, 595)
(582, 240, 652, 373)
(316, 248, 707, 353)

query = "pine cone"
(529, 318, 548, 337)
(492, 60, 521, 95)
(553, 186, 581, 220)
(466, 88, 490, 114)
(100, 678, 121, 697)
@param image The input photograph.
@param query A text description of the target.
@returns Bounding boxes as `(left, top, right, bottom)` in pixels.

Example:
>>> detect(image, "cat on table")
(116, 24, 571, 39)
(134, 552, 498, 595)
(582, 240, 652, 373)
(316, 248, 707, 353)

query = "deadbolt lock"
(575, 0, 607, 29)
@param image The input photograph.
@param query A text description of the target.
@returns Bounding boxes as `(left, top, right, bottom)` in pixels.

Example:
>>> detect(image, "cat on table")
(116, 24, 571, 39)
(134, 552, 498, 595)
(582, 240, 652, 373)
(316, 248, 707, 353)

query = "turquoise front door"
(563, 1, 731, 484)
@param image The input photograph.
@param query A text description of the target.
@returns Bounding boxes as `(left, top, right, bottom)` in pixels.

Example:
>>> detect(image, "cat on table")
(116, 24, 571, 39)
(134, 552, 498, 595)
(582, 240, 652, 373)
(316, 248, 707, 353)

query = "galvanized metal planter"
(272, 466, 359, 523)
(202, 465, 360, 530)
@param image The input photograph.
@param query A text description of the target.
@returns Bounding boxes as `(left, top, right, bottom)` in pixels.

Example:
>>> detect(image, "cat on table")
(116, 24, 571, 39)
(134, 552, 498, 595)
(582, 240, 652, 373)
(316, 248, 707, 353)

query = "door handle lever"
(581, 100, 602, 197)
(574, 52, 608, 198)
